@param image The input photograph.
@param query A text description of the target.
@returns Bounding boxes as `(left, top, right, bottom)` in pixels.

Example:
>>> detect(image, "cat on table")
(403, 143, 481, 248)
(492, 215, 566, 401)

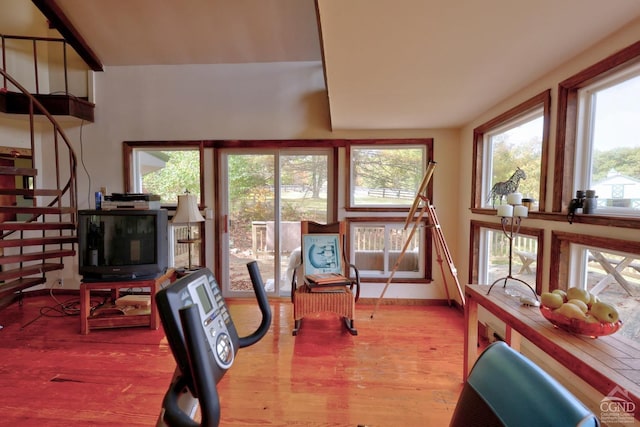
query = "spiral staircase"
(0, 56, 92, 308)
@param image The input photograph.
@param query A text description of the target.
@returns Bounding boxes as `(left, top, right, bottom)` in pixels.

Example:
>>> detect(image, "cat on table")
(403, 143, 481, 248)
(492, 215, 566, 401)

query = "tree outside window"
(576, 71, 640, 215)
(472, 90, 550, 212)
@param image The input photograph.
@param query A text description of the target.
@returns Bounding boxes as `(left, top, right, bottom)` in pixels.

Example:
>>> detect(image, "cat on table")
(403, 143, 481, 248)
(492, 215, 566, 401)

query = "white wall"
(457, 18, 640, 421)
(48, 61, 461, 296)
(457, 17, 640, 290)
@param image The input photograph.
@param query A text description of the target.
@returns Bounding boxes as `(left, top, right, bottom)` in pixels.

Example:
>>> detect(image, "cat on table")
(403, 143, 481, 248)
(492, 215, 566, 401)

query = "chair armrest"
(348, 263, 361, 302)
(291, 263, 301, 303)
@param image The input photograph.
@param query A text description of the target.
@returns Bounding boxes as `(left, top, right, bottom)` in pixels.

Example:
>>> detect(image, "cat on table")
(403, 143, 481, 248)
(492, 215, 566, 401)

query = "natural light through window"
(576, 67, 640, 216)
(350, 146, 425, 207)
(483, 112, 543, 209)
(569, 244, 639, 342)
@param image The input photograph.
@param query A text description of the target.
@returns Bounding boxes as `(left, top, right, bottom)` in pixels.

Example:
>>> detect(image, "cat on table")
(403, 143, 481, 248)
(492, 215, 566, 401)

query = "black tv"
(78, 209, 168, 281)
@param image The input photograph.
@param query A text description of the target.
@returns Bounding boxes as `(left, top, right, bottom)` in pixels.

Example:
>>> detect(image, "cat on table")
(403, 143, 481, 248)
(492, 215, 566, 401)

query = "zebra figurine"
(487, 167, 526, 207)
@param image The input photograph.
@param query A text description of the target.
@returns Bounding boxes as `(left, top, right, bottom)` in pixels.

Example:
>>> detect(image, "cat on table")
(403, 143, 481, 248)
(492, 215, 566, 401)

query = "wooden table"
(464, 284, 640, 421)
(80, 269, 175, 334)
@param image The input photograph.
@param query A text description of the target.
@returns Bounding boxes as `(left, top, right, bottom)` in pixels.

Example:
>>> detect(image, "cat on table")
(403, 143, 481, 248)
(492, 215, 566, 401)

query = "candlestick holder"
(487, 193, 538, 300)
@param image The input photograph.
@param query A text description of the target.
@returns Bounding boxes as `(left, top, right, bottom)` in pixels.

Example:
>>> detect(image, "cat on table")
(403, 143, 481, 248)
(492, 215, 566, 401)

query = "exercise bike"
(155, 261, 271, 427)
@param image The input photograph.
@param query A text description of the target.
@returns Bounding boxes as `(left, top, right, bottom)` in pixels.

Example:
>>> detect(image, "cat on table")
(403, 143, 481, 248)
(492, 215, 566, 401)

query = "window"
(470, 220, 543, 295)
(574, 66, 640, 216)
(347, 141, 432, 210)
(124, 142, 205, 270)
(472, 90, 550, 211)
(346, 139, 433, 280)
(554, 41, 640, 218)
(349, 220, 428, 279)
(551, 231, 640, 343)
(130, 147, 203, 203)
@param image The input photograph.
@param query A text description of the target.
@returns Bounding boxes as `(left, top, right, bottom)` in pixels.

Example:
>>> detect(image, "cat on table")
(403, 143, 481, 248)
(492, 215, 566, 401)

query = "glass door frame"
(218, 147, 334, 298)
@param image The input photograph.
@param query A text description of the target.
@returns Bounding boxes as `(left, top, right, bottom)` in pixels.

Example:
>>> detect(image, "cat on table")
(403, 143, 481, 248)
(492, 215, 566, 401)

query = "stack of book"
(304, 272, 351, 293)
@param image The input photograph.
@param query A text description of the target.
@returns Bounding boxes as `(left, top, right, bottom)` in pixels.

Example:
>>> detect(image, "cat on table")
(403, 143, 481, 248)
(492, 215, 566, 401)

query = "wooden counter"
(464, 284, 640, 421)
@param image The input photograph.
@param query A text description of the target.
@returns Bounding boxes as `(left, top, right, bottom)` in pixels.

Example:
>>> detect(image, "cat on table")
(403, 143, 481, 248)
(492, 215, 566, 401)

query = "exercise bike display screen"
(156, 269, 241, 389)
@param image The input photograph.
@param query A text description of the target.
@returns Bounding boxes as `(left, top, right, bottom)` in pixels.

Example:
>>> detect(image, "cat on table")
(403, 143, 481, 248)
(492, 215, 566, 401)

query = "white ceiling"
(52, 0, 640, 130)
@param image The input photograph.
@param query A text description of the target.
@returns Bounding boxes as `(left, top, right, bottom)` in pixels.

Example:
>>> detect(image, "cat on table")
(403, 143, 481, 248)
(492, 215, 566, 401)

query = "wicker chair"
(291, 221, 360, 336)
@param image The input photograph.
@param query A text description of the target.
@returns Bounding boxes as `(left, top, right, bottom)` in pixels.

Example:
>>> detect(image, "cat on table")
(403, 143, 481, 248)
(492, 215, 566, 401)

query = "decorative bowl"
(539, 305, 622, 337)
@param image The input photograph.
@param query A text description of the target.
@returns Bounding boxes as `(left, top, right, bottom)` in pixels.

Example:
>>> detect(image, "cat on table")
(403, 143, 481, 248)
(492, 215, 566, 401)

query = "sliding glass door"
(220, 149, 331, 297)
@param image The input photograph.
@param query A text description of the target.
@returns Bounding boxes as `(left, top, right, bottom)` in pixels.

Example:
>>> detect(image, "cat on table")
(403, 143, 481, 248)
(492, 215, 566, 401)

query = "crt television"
(78, 209, 168, 281)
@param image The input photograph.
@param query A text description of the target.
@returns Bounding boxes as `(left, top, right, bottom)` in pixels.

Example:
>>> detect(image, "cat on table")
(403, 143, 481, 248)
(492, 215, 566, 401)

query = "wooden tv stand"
(80, 269, 176, 334)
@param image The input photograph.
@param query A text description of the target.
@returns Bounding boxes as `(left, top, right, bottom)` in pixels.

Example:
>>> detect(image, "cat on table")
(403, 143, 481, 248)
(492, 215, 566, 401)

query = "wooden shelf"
(79, 269, 175, 334)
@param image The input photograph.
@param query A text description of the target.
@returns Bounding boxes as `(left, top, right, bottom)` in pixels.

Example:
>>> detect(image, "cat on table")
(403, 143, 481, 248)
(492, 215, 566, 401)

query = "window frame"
(471, 90, 551, 213)
(123, 140, 206, 207)
(550, 230, 640, 291)
(554, 41, 640, 217)
(347, 217, 432, 282)
(346, 139, 434, 212)
(469, 220, 544, 296)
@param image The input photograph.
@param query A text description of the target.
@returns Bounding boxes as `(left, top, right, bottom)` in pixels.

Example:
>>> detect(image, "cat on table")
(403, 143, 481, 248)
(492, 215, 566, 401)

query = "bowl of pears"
(539, 287, 622, 337)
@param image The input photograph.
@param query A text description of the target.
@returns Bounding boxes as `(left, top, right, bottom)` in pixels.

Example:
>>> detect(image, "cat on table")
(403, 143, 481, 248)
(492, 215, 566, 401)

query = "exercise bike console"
(157, 268, 238, 389)
(156, 262, 271, 427)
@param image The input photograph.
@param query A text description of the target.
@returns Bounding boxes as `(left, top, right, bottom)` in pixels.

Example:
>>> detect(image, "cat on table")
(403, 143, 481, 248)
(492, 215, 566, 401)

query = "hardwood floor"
(0, 292, 467, 426)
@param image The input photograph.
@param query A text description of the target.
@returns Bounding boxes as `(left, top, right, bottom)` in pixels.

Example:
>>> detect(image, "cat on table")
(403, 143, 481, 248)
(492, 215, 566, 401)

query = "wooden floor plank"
(0, 294, 466, 426)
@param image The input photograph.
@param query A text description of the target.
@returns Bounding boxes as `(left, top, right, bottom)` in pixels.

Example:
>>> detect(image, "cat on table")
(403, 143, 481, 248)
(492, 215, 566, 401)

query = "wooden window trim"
(553, 40, 640, 214)
(471, 90, 551, 213)
(469, 220, 544, 295)
(346, 217, 433, 282)
(345, 139, 434, 212)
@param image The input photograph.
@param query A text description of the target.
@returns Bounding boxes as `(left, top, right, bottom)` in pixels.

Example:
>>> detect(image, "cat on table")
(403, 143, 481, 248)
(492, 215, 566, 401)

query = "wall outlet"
(56, 278, 63, 288)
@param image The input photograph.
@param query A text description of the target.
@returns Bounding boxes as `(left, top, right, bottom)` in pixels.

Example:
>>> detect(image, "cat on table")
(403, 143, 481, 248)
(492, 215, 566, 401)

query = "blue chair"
(450, 341, 600, 427)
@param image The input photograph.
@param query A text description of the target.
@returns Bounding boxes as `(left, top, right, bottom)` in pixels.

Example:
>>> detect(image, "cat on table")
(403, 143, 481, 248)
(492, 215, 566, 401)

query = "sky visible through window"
(593, 75, 640, 151)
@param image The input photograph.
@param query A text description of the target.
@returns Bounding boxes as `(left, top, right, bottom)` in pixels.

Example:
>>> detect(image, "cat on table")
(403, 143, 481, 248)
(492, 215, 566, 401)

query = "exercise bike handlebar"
(240, 261, 272, 348)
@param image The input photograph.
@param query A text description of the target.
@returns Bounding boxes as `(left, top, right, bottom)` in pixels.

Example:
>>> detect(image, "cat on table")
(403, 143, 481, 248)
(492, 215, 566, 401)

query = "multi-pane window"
(574, 66, 640, 216)
(346, 141, 432, 280)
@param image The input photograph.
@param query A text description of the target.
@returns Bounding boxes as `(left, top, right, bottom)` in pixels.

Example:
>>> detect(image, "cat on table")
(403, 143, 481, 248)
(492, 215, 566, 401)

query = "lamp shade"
(172, 194, 205, 224)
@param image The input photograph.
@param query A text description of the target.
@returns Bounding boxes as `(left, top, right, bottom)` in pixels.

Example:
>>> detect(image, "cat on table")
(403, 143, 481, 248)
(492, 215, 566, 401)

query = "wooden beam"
(31, 0, 104, 71)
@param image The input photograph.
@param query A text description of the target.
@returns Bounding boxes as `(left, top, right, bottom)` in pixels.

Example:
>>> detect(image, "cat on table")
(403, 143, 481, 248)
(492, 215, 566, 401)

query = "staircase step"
(0, 166, 37, 177)
(0, 236, 77, 249)
(0, 206, 75, 215)
(0, 188, 62, 197)
(0, 277, 48, 302)
(0, 263, 64, 282)
(0, 221, 76, 231)
(0, 248, 76, 265)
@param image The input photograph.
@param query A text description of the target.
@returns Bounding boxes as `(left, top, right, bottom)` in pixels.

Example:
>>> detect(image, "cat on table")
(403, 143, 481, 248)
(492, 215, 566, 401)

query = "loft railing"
(1, 33, 80, 96)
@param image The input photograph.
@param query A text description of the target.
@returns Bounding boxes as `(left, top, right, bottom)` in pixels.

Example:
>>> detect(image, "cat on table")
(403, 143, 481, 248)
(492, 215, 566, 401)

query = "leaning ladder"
(371, 161, 465, 318)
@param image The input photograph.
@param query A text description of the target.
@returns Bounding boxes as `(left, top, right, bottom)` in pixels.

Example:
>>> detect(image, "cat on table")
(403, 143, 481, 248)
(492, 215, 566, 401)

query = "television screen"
(78, 209, 168, 281)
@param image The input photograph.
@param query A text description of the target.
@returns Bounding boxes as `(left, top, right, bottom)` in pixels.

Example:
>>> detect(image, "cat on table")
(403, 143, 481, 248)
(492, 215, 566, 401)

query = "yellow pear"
(566, 287, 591, 305)
(551, 289, 568, 302)
(555, 302, 587, 320)
(566, 299, 588, 314)
(590, 301, 619, 323)
(541, 292, 564, 309)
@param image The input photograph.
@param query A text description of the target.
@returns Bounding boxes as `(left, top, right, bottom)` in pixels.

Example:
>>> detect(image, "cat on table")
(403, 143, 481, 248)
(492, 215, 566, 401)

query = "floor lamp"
(173, 193, 205, 271)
